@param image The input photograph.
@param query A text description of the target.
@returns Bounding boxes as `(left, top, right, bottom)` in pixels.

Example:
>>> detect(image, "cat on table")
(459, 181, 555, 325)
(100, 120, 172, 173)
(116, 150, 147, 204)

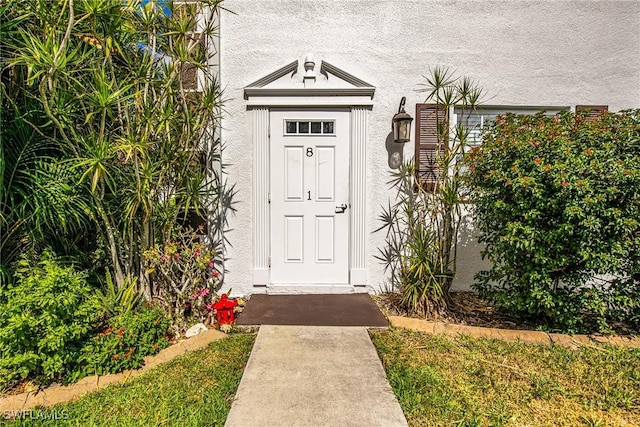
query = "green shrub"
(0, 252, 99, 390)
(74, 304, 172, 378)
(465, 110, 640, 332)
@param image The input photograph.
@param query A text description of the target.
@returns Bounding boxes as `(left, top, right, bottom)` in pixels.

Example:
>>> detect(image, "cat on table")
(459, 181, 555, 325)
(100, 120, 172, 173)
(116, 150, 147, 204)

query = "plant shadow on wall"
(376, 67, 484, 318)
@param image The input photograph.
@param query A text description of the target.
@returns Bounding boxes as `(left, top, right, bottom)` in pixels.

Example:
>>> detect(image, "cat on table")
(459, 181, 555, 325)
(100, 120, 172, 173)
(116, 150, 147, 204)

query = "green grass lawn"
(6, 334, 255, 427)
(7, 328, 638, 426)
(371, 329, 640, 427)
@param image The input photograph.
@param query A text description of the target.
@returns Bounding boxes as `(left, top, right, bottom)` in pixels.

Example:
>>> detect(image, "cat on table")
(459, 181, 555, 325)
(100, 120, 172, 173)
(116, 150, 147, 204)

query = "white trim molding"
(350, 106, 368, 287)
(244, 55, 375, 107)
(252, 106, 270, 286)
(247, 55, 375, 290)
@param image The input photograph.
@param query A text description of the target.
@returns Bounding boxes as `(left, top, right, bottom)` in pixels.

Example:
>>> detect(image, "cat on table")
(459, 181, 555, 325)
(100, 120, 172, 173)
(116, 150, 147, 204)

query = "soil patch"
(374, 291, 638, 336)
(373, 291, 539, 331)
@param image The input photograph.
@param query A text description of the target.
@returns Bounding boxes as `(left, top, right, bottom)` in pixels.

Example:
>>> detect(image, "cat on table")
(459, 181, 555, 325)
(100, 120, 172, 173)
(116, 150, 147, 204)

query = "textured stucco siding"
(218, 0, 640, 295)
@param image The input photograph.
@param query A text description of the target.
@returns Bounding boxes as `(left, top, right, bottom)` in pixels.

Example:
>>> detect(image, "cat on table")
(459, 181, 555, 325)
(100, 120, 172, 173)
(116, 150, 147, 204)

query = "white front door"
(270, 110, 350, 284)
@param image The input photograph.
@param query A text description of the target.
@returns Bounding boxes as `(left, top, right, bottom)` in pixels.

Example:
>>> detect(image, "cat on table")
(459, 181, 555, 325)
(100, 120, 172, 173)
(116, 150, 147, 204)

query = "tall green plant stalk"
(377, 67, 483, 317)
(2, 0, 227, 301)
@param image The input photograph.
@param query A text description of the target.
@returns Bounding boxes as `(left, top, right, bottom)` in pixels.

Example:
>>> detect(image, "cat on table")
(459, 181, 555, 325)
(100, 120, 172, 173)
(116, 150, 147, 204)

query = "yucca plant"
(376, 67, 484, 317)
(3, 0, 229, 301)
(95, 271, 141, 318)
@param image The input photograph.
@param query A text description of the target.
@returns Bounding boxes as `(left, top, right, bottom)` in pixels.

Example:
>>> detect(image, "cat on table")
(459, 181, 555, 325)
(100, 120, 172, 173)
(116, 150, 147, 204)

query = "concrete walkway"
(225, 325, 408, 427)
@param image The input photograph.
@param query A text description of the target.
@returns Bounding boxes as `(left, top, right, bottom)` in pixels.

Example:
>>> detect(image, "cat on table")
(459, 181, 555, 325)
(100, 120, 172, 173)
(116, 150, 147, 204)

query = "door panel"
(315, 147, 335, 201)
(284, 147, 304, 201)
(315, 216, 335, 262)
(270, 110, 350, 284)
(284, 216, 304, 262)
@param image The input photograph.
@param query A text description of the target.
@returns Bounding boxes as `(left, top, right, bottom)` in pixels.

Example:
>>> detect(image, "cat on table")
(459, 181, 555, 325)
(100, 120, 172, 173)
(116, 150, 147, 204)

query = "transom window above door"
(285, 120, 335, 135)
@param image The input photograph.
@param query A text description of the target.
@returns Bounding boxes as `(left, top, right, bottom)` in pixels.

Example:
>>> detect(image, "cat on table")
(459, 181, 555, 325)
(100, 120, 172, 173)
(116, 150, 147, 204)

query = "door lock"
(335, 204, 348, 213)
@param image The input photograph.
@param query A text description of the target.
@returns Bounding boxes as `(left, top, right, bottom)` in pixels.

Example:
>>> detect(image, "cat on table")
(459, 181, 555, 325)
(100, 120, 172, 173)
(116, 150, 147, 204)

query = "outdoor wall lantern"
(392, 96, 413, 143)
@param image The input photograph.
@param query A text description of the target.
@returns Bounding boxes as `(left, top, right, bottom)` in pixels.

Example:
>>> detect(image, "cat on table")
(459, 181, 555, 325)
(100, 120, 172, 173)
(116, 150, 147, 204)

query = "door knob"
(335, 204, 348, 213)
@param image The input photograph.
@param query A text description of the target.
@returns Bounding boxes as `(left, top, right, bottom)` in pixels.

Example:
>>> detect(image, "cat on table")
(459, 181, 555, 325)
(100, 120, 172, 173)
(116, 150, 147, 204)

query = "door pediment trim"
(244, 56, 375, 103)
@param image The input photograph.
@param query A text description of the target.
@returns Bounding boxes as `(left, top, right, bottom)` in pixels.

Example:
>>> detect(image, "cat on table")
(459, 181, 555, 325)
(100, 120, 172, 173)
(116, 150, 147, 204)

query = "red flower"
(113, 354, 119, 360)
(584, 148, 593, 155)
(534, 157, 542, 164)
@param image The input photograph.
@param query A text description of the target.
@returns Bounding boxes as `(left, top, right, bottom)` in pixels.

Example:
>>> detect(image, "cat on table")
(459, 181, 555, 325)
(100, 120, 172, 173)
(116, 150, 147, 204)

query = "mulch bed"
(373, 291, 539, 331)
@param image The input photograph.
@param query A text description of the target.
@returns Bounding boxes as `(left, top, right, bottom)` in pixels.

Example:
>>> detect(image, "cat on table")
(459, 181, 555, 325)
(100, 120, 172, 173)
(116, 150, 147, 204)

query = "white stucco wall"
(217, 0, 640, 296)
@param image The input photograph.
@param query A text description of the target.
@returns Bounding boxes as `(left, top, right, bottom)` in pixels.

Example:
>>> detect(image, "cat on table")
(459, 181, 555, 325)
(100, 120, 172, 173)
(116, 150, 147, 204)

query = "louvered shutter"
(415, 104, 448, 191)
(576, 105, 608, 122)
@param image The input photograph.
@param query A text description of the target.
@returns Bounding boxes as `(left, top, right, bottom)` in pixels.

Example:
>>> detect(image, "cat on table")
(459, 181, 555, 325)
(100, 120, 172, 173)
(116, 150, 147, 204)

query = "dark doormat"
(235, 294, 389, 327)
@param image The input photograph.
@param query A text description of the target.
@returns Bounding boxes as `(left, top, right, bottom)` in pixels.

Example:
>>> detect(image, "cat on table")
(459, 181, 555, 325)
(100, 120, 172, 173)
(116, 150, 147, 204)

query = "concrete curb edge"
(387, 316, 640, 349)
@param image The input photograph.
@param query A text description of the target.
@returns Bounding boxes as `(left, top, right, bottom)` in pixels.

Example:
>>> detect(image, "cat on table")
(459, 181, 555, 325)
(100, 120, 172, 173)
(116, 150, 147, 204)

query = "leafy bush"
(0, 252, 99, 390)
(74, 304, 171, 379)
(465, 109, 640, 332)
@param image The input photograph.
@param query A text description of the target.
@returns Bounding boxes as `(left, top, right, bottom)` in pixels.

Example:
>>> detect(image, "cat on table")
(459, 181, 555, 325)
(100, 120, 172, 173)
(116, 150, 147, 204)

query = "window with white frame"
(415, 104, 570, 190)
(453, 106, 571, 148)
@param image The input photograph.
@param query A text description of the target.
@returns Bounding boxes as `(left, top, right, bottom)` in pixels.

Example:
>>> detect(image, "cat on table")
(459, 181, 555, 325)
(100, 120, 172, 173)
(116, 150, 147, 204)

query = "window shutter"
(181, 63, 199, 91)
(576, 105, 608, 122)
(415, 104, 448, 190)
(174, 1, 205, 92)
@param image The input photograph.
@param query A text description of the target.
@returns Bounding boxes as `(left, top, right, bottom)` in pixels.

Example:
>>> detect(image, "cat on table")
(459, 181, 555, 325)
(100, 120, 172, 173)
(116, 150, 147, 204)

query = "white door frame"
(245, 57, 374, 292)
